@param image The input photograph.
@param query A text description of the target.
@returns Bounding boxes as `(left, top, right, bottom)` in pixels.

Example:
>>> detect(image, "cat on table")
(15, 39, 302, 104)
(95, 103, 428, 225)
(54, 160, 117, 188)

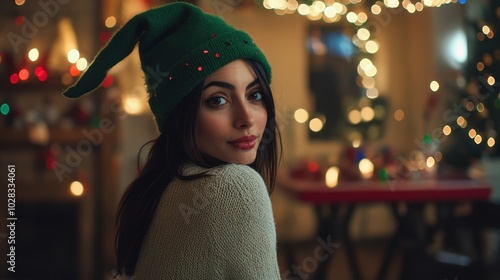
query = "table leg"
(376, 204, 403, 280)
(341, 205, 363, 280)
(313, 205, 340, 280)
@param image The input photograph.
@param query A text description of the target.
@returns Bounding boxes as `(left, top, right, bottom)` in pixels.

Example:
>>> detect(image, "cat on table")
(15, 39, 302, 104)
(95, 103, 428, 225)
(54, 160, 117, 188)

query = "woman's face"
(195, 60, 268, 165)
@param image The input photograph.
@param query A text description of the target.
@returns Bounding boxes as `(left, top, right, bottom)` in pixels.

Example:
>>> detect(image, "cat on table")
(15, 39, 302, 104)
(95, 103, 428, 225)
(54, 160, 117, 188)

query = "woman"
(63, 2, 281, 279)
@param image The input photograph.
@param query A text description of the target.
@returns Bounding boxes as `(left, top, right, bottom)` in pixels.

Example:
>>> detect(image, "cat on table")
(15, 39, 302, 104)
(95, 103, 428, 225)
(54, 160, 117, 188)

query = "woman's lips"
(229, 135, 257, 150)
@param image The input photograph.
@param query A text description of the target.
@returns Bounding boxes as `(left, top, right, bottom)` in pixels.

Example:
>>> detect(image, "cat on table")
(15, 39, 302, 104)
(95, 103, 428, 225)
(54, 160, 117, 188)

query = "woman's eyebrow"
(203, 81, 234, 91)
(246, 79, 260, 90)
(202, 78, 260, 91)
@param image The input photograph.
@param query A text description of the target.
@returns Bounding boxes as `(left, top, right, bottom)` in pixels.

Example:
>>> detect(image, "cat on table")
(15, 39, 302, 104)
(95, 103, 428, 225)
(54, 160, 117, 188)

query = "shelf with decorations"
(0, 1, 123, 279)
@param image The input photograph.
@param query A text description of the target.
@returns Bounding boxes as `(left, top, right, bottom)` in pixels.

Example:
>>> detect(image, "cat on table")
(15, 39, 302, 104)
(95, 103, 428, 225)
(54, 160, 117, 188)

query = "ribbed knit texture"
(133, 163, 280, 279)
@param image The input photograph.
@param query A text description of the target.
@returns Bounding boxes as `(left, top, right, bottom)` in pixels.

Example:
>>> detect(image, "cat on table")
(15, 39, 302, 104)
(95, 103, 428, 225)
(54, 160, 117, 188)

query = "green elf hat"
(62, 2, 271, 132)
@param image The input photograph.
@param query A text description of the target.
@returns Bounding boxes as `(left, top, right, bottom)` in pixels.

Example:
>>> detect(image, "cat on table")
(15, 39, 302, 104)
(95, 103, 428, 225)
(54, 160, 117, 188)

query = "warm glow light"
(313, 0, 326, 12)
(365, 64, 378, 77)
(352, 139, 361, 148)
(443, 125, 452, 135)
(76, 58, 88, 71)
(309, 118, 324, 132)
(426, 157, 435, 168)
(477, 62, 485, 71)
(365, 40, 379, 54)
(15, 0, 25, 5)
(288, 0, 299, 10)
(332, 2, 344, 14)
(357, 28, 370, 41)
(430, 81, 440, 92)
(406, 3, 416, 13)
(348, 109, 361, 124)
(482, 25, 491, 35)
(360, 106, 375, 121)
(457, 116, 467, 128)
(466, 101, 475, 111)
(28, 48, 39, 62)
(384, 0, 400, 8)
(346, 12, 357, 23)
(371, 4, 382, 14)
(359, 58, 373, 70)
(70, 181, 84, 196)
(297, 4, 309, 15)
(105, 16, 117, 28)
(366, 88, 379, 99)
(294, 108, 309, 123)
(123, 96, 144, 115)
(67, 49, 80, 63)
(325, 166, 340, 188)
(469, 129, 477, 139)
(359, 158, 374, 179)
(474, 134, 482, 144)
(357, 12, 368, 23)
(394, 109, 405, 121)
(478, 103, 486, 113)
(324, 6, 336, 17)
(487, 76, 496, 86)
(487, 137, 495, 147)
(362, 77, 376, 88)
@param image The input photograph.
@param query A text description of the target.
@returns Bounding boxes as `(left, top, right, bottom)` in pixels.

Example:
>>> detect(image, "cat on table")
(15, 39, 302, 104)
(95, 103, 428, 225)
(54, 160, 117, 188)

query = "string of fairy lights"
(268, 0, 497, 182)
(278, 0, 495, 147)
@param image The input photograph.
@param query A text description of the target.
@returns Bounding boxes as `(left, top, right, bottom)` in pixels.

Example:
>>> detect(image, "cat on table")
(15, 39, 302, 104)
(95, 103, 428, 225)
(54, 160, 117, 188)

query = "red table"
(278, 171, 492, 280)
(279, 175, 492, 204)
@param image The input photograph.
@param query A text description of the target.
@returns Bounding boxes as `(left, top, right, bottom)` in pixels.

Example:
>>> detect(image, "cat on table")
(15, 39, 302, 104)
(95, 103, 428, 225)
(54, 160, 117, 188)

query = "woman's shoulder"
(214, 163, 263, 180)
(182, 162, 264, 185)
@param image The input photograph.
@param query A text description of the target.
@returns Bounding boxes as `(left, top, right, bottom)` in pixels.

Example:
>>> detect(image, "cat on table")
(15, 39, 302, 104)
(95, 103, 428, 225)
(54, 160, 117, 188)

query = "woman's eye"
(249, 91, 263, 101)
(206, 96, 227, 107)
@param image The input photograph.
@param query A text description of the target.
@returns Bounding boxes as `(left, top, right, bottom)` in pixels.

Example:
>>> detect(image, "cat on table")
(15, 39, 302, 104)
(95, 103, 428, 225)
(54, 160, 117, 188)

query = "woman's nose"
(233, 101, 254, 129)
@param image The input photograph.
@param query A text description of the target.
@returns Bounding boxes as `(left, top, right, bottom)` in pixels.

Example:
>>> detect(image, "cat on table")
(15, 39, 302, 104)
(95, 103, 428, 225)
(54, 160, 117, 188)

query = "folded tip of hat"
(61, 87, 80, 99)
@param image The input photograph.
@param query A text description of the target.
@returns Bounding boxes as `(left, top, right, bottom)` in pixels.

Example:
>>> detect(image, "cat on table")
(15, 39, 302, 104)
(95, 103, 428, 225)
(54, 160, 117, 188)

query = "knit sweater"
(133, 163, 281, 279)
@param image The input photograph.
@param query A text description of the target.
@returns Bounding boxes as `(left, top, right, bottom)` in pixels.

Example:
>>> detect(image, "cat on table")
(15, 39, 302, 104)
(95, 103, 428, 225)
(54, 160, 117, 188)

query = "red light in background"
(35, 66, 44, 76)
(307, 161, 319, 173)
(101, 74, 113, 88)
(19, 68, 29, 80)
(45, 156, 57, 170)
(69, 65, 80, 77)
(10, 73, 19, 84)
(99, 31, 111, 44)
(35, 66, 48, 81)
(38, 71, 48, 81)
(15, 16, 24, 26)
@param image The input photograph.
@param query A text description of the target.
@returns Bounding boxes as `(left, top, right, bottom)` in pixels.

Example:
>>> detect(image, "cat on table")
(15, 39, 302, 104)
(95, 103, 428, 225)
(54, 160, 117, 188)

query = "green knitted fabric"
(62, 2, 271, 132)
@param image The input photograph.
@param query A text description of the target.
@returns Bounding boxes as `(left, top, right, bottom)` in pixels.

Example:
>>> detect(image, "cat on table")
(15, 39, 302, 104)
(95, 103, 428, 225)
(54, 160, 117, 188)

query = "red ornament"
(101, 74, 113, 87)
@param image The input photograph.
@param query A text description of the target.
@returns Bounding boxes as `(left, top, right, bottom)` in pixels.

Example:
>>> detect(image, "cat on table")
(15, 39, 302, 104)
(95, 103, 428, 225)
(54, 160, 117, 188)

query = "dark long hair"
(115, 60, 282, 276)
